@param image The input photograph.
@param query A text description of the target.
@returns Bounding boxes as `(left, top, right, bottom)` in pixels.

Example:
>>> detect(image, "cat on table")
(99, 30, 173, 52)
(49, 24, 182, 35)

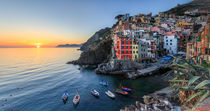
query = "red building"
(114, 36, 133, 60)
(151, 41, 156, 53)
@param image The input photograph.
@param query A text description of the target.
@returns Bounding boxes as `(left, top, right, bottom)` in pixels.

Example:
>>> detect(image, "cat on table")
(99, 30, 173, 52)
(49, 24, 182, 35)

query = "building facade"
(164, 32, 178, 54)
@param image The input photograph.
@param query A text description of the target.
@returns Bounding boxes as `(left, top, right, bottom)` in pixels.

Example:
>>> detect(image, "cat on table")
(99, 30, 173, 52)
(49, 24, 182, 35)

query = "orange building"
(186, 20, 210, 63)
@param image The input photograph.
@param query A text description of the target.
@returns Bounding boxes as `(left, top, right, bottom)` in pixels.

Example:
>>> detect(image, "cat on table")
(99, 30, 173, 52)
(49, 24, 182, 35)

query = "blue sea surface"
(0, 48, 168, 111)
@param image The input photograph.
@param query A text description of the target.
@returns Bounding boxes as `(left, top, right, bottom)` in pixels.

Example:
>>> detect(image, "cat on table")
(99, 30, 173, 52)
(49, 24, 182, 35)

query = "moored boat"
(91, 89, 99, 97)
(122, 86, 132, 92)
(105, 90, 115, 99)
(62, 91, 69, 101)
(115, 89, 128, 95)
(73, 90, 80, 105)
(99, 81, 108, 86)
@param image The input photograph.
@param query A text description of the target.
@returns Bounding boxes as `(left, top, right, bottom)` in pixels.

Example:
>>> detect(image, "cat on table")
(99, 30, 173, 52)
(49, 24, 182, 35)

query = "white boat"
(91, 89, 99, 97)
(105, 90, 115, 99)
(73, 90, 80, 105)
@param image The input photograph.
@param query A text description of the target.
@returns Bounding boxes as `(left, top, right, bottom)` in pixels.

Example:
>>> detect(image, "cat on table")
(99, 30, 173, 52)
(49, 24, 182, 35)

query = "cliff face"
(165, 0, 210, 15)
(68, 27, 112, 66)
(80, 27, 111, 51)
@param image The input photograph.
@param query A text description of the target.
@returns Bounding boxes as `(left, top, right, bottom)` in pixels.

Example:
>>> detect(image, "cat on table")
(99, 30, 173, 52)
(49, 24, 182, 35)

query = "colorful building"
(114, 35, 133, 60)
(138, 40, 149, 59)
(186, 20, 210, 63)
(132, 40, 138, 60)
(164, 32, 178, 54)
(176, 20, 187, 27)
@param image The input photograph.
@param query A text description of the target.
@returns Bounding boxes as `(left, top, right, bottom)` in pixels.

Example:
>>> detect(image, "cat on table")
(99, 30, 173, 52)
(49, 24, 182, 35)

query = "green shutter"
(197, 37, 201, 41)
(205, 48, 208, 54)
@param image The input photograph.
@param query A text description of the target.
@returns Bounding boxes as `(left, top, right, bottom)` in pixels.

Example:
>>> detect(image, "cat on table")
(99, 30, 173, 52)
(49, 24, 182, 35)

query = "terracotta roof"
(150, 26, 160, 32)
(172, 30, 176, 32)
(165, 32, 175, 36)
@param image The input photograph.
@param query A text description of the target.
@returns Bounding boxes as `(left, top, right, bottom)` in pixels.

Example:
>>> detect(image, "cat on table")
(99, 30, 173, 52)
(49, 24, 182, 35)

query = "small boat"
(91, 89, 99, 97)
(62, 91, 69, 101)
(73, 90, 80, 105)
(99, 81, 108, 86)
(115, 89, 128, 95)
(105, 90, 115, 99)
(122, 86, 132, 92)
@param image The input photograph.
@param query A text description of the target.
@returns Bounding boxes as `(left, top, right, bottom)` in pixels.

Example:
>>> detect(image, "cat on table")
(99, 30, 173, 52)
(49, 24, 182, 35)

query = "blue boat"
(122, 87, 132, 92)
(99, 81, 108, 86)
(62, 91, 69, 101)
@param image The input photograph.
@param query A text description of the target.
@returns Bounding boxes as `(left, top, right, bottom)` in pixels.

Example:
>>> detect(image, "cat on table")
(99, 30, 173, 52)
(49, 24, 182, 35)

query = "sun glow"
(35, 43, 41, 48)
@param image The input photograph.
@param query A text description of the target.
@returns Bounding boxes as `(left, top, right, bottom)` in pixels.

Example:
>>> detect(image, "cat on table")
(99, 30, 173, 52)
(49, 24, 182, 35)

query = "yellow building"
(132, 41, 138, 60)
(154, 17, 160, 26)
(176, 20, 187, 27)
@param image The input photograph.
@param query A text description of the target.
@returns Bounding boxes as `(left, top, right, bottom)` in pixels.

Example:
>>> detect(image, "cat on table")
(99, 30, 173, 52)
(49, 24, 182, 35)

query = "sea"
(0, 48, 168, 111)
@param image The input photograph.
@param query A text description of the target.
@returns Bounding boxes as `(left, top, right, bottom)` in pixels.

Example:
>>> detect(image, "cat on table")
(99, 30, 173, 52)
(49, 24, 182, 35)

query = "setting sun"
(35, 43, 41, 48)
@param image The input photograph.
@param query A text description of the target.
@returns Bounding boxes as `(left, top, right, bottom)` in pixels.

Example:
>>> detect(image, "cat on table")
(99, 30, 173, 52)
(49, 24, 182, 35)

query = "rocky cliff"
(80, 27, 111, 51)
(165, 0, 210, 15)
(67, 27, 112, 67)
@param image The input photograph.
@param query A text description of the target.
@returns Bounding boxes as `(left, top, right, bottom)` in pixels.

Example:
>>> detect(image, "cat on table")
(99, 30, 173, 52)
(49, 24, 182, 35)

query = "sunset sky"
(0, 0, 192, 48)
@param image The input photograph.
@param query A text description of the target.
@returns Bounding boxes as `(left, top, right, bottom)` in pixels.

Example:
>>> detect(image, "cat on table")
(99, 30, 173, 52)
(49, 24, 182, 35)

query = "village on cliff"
(112, 9, 209, 64)
(91, 9, 210, 79)
(69, 6, 210, 111)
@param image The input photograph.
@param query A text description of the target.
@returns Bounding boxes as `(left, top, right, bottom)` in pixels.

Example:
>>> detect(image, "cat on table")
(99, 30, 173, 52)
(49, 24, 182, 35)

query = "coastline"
(120, 87, 181, 111)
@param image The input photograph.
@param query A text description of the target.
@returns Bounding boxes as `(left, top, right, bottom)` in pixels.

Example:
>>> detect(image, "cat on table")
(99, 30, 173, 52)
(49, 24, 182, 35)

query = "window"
(170, 43, 172, 45)
(136, 46, 138, 49)
(170, 40, 172, 42)
(136, 51, 138, 53)
(133, 47, 135, 49)
(166, 40, 168, 42)
(126, 41, 128, 44)
(133, 51, 135, 53)
(166, 43, 168, 45)
(122, 51, 124, 53)
(122, 46, 124, 49)
(130, 41, 132, 43)
(122, 41, 124, 44)
(130, 51, 132, 53)
(130, 46, 132, 48)
(126, 46, 128, 48)
(126, 50, 128, 53)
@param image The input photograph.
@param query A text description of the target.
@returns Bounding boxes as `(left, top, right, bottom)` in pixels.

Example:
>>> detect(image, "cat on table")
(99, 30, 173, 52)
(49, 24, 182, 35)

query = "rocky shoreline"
(120, 87, 181, 111)
(94, 59, 171, 79)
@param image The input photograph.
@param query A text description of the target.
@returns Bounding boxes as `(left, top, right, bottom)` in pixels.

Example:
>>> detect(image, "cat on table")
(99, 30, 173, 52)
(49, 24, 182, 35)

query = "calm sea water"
(0, 48, 168, 111)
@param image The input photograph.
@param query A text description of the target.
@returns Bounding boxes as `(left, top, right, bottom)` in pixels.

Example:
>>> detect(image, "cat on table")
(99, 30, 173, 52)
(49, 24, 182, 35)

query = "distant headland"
(56, 44, 83, 48)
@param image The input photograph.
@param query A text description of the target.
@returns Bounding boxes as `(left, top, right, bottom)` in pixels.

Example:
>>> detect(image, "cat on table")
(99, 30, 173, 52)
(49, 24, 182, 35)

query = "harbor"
(0, 48, 169, 111)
